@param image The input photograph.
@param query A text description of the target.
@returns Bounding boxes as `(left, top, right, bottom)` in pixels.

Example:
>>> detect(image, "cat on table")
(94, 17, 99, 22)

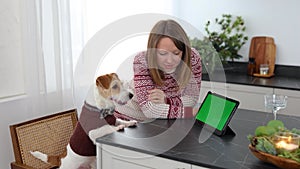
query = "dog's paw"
(127, 120, 138, 128)
(30, 151, 48, 162)
(116, 124, 125, 132)
(117, 119, 138, 128)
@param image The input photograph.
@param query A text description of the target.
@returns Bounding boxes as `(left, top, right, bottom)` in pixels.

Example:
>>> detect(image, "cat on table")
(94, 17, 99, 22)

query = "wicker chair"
(10, 109, 78, 169)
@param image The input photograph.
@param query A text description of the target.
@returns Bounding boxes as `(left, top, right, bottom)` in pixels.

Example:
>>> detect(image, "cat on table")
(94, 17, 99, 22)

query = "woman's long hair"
(147, 19, 192, 89)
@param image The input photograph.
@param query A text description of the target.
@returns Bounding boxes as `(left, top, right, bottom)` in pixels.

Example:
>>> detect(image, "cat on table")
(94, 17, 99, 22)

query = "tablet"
(195, 91, 240, 136)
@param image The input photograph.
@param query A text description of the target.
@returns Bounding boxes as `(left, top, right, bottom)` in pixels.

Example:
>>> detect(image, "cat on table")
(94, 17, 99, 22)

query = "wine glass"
(264, 94, 288, 120)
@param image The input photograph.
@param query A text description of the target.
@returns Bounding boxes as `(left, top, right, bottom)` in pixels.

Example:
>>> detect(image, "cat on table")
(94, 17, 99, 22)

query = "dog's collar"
(84, 101, 115, 119)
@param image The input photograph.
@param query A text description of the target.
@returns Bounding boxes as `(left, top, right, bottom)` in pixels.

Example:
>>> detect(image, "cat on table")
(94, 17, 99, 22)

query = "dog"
(30, 73, 137, 169)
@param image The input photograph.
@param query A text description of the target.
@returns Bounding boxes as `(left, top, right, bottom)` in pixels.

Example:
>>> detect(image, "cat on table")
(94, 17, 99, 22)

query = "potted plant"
(205, 14, 248, 63)
(190, 37, 222, 74)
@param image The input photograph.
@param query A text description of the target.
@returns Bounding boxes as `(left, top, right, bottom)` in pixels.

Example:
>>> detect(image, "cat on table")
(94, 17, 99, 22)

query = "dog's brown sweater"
(69, 103, 116, 156)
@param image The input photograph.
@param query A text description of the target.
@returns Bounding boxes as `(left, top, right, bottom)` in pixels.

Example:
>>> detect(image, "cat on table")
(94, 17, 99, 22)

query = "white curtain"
(1, 1, 75, 168)
(22, 0, 74, 115)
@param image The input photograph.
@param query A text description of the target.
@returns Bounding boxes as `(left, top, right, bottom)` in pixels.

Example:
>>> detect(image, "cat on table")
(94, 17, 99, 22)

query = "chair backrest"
(10, 109, 78, 169)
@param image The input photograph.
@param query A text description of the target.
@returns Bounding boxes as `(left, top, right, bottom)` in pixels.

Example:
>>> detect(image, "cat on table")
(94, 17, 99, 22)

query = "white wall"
(0, 1, 25, 99)
(0, 0, 24, 168)
(173, 0, 300, 66)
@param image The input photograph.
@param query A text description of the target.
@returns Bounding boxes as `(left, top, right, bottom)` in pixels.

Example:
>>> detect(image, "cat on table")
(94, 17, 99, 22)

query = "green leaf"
(204, 14, 248, 62)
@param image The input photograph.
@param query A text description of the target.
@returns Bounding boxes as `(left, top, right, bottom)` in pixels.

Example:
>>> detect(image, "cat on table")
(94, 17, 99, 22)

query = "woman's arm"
(133, 52, 171, 118)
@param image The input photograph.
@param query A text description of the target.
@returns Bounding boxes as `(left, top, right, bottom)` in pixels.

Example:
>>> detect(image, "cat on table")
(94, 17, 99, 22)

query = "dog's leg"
(116, 118, 137, 127)
(77, 165, 92, 169)
(59, 144, 96, 169)
(88, 124, 125, 144)
(89, 160, 96, 169)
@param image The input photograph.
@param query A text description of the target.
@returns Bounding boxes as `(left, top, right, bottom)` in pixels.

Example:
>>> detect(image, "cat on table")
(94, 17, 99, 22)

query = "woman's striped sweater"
(115, 48, 202, 121)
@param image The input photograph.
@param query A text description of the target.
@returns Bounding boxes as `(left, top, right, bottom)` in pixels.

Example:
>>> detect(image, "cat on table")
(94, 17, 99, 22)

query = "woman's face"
(156, 37, 182, 73)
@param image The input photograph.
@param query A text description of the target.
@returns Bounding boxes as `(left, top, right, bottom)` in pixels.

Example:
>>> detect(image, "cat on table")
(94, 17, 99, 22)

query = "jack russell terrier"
(30, 73, 137, 169)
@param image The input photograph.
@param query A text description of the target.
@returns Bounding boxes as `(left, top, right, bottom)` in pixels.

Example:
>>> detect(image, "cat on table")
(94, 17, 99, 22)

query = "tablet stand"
(219, 126, 236, 137)
(194, 121, 236, 137)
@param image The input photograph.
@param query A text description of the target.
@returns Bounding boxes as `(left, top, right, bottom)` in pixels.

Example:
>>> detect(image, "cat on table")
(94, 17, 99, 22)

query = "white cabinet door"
(99, 144, 191, 169)
(199, 81, 228, 103)
(274, 88, 300, 117)
(200, 81, 273, 112)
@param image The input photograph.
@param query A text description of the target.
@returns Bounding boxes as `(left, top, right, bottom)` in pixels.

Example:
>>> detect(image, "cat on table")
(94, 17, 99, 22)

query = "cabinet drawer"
(100, 144, 191, 169)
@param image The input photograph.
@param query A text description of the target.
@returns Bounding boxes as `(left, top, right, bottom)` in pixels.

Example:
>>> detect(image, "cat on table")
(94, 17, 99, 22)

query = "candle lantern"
(274, 132, 300, 151)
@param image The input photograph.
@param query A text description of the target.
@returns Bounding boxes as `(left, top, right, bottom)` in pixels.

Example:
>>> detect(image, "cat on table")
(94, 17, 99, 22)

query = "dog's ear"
(96, 74, 112, 89)
(109, 73, 121, 82)
(96, 73, 120, 89)
(110, 73, 119, 80)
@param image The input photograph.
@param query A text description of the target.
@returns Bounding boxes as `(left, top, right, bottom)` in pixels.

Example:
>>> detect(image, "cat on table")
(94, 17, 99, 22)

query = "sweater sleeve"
(133, 52, 171, 118)
(181, 48, 202, 107)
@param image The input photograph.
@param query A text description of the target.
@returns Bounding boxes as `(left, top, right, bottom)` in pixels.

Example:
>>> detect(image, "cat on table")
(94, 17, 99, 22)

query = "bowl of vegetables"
(248, 120, 300, 169)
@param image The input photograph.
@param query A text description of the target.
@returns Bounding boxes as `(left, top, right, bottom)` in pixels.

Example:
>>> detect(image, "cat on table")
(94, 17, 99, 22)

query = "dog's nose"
(129, 93, 134, 99)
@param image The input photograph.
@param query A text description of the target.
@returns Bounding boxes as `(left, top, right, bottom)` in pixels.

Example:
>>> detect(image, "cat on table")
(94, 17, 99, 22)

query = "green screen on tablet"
(195, 92, 239, 132)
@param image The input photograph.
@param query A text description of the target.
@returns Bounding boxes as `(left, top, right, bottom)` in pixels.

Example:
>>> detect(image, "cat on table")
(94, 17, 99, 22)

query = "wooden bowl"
(249, 144, 300, 169)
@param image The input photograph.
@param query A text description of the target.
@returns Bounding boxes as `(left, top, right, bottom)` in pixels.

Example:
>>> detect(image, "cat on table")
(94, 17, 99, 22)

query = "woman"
(115, 19, 202, 121)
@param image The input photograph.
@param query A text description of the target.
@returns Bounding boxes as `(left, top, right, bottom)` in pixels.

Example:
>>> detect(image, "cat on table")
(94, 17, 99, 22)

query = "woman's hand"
(148, 88, 166, 104)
